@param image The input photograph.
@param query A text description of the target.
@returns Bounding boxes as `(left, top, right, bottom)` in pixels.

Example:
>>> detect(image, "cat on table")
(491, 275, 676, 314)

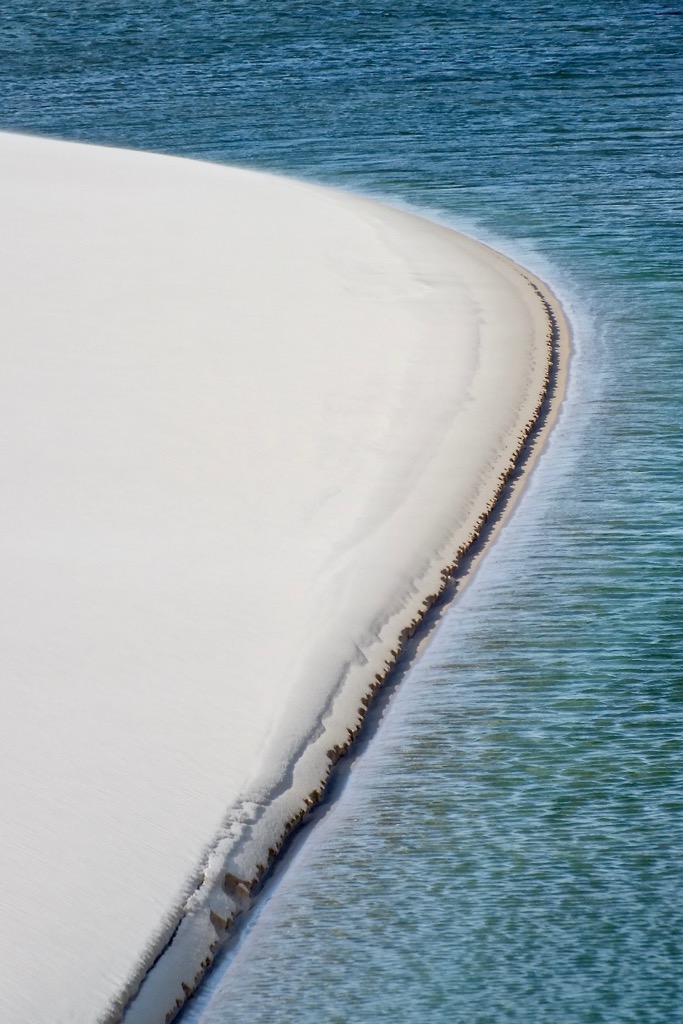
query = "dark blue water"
(2, 3, 682, 1021)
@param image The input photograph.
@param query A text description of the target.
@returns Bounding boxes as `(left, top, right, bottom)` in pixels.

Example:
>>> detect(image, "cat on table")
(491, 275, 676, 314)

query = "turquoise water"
(2, 2, 681, 1021)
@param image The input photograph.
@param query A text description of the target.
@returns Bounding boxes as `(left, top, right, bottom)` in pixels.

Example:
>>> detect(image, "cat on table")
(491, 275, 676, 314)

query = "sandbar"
(0, 132, 568, 1024)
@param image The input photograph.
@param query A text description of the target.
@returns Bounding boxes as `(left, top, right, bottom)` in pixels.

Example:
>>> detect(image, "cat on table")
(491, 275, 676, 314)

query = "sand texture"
(0, 132, 564, 1023)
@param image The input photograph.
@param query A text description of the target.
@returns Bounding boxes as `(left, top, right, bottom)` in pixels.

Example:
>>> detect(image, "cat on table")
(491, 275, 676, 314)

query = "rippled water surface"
(2, 2, 681, 1021)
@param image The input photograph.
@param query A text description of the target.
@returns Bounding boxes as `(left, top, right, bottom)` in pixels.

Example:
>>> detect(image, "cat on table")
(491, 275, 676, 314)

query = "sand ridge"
(0, 131, 568, 1024)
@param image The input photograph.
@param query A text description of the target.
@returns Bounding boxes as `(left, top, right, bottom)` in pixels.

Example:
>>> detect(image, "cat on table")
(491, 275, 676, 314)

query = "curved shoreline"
(0, 132, 568, 1024)
(120, 260, 570, 1024)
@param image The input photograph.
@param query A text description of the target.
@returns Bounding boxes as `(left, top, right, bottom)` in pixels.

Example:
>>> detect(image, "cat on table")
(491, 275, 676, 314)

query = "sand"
(0, 131, 568, 1024)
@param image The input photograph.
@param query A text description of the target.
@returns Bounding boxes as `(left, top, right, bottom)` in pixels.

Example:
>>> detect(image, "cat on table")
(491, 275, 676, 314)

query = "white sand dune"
(0, 132, 562, 1023)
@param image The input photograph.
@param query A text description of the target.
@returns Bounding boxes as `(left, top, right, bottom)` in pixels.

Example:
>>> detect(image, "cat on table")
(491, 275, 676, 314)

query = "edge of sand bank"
(119, 235, 570, 1024)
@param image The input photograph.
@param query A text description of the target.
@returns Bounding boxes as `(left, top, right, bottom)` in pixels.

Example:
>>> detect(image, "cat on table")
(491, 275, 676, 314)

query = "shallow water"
(2, 2, 682, 1021)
